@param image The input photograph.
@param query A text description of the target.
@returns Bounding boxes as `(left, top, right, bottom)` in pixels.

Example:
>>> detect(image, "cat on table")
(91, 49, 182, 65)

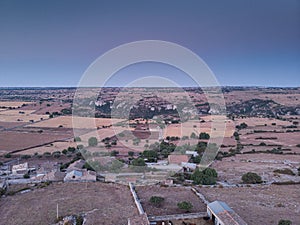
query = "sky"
(0, 0, 299, 87)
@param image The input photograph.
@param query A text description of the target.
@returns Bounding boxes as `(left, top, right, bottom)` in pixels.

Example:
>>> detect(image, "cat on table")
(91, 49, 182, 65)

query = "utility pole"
(56, 203, 59, 220)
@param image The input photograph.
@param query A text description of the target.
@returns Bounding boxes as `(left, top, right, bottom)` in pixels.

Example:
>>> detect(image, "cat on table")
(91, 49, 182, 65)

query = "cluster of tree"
(190, 132, 210, 140)
(236, 122, 248, 130)
(191, 168, 218, 185)
(165, 136, 180, 141)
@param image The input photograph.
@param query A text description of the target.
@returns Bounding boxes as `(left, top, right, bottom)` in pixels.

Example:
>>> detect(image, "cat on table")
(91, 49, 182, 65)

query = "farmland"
(0, 182, 138, 225)
(0, 87, 299, 225)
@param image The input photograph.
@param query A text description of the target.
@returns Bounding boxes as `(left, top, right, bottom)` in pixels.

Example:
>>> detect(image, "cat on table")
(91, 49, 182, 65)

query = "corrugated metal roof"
(73, 170, 83, 177)
(208, 201, 233, 214)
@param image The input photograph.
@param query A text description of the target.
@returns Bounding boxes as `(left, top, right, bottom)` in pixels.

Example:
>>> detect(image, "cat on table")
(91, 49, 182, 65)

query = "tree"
(191, 168, 218, 185)
(242, 172, 262, 184)
(132, 158, 146, 166)
(110, 150, 119, 156)
(199, 132, 210, 140)
(4, 153, 11, 158)
(142, 150, 158, 162)
(128, 151, 134, 157)
(88, 137, 98, 146)
(278, 219, 292, 225)
(62, 149, 68, 155)
(190, 132, 197, 139)
(150, 196, 165, 207)
(236, 122, 248, 130)
(74, 136, 81, 142)
(177, 201, 193, 212)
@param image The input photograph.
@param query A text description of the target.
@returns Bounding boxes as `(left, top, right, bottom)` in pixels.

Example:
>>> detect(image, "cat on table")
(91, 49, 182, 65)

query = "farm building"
(207, 201, 247, 225)
(11, 162, 29, 175)
(64, 169, 96, 182)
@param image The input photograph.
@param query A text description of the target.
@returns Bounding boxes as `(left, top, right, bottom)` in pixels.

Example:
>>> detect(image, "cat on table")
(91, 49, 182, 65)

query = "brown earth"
(135, 185, 207, 216)
(0, 182, 138, 225)
(199, 184, 300, 225)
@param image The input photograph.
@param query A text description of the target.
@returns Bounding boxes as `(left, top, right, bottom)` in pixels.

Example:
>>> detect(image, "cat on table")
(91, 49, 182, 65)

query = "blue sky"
(0, 0, 299, 87)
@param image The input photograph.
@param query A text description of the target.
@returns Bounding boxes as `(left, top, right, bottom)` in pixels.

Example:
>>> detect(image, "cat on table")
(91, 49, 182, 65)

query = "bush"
(150, 196, 165, 207)
(62, 149, 68, 154)
(23, 173, 30, 179)
(110, 150, 119, 156)
(88, 137, 98, 146)
(21, 155, 31, 159)
(4, 153, 11, 158)
(278, 219, 292, 225)
(242, 172, 262, 184)
(74, 136, 81, 142)
(236, 122, 248, 130)
(177, 201, 193, 212)
(190, 132, 197, 139)
(75, 215, 84, 225)
(274, 168, 295, 176)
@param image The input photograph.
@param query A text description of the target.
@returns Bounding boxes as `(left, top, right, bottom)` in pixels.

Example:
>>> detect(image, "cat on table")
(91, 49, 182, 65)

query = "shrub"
(177, 201, 193, 212)
(278, 219, 292, 225)
(274, 168, 295, 176)
(150, 196, 165, 207)
(4, 153, 11, 158)
(110, 150, 119, 156)
(23, 173, 30, 179)
(74, 136, 81, 142)
(242, 172, 262, 184)
(190, 132, 197, 139)
(236, 122, 248, 130)
(62, 149, 68, 154)
(21, 155, 31, 159)
(88, 137, 98, 146)
(0, 188, 6, 196)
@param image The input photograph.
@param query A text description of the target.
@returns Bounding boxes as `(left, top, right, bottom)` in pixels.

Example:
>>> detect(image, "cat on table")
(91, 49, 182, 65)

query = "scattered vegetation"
(177, 201, 193, 212)
(149, 196, 165, 207)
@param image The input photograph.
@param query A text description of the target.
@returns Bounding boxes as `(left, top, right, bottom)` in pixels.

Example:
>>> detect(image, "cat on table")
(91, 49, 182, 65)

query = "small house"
(207, 200, 247, 225)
